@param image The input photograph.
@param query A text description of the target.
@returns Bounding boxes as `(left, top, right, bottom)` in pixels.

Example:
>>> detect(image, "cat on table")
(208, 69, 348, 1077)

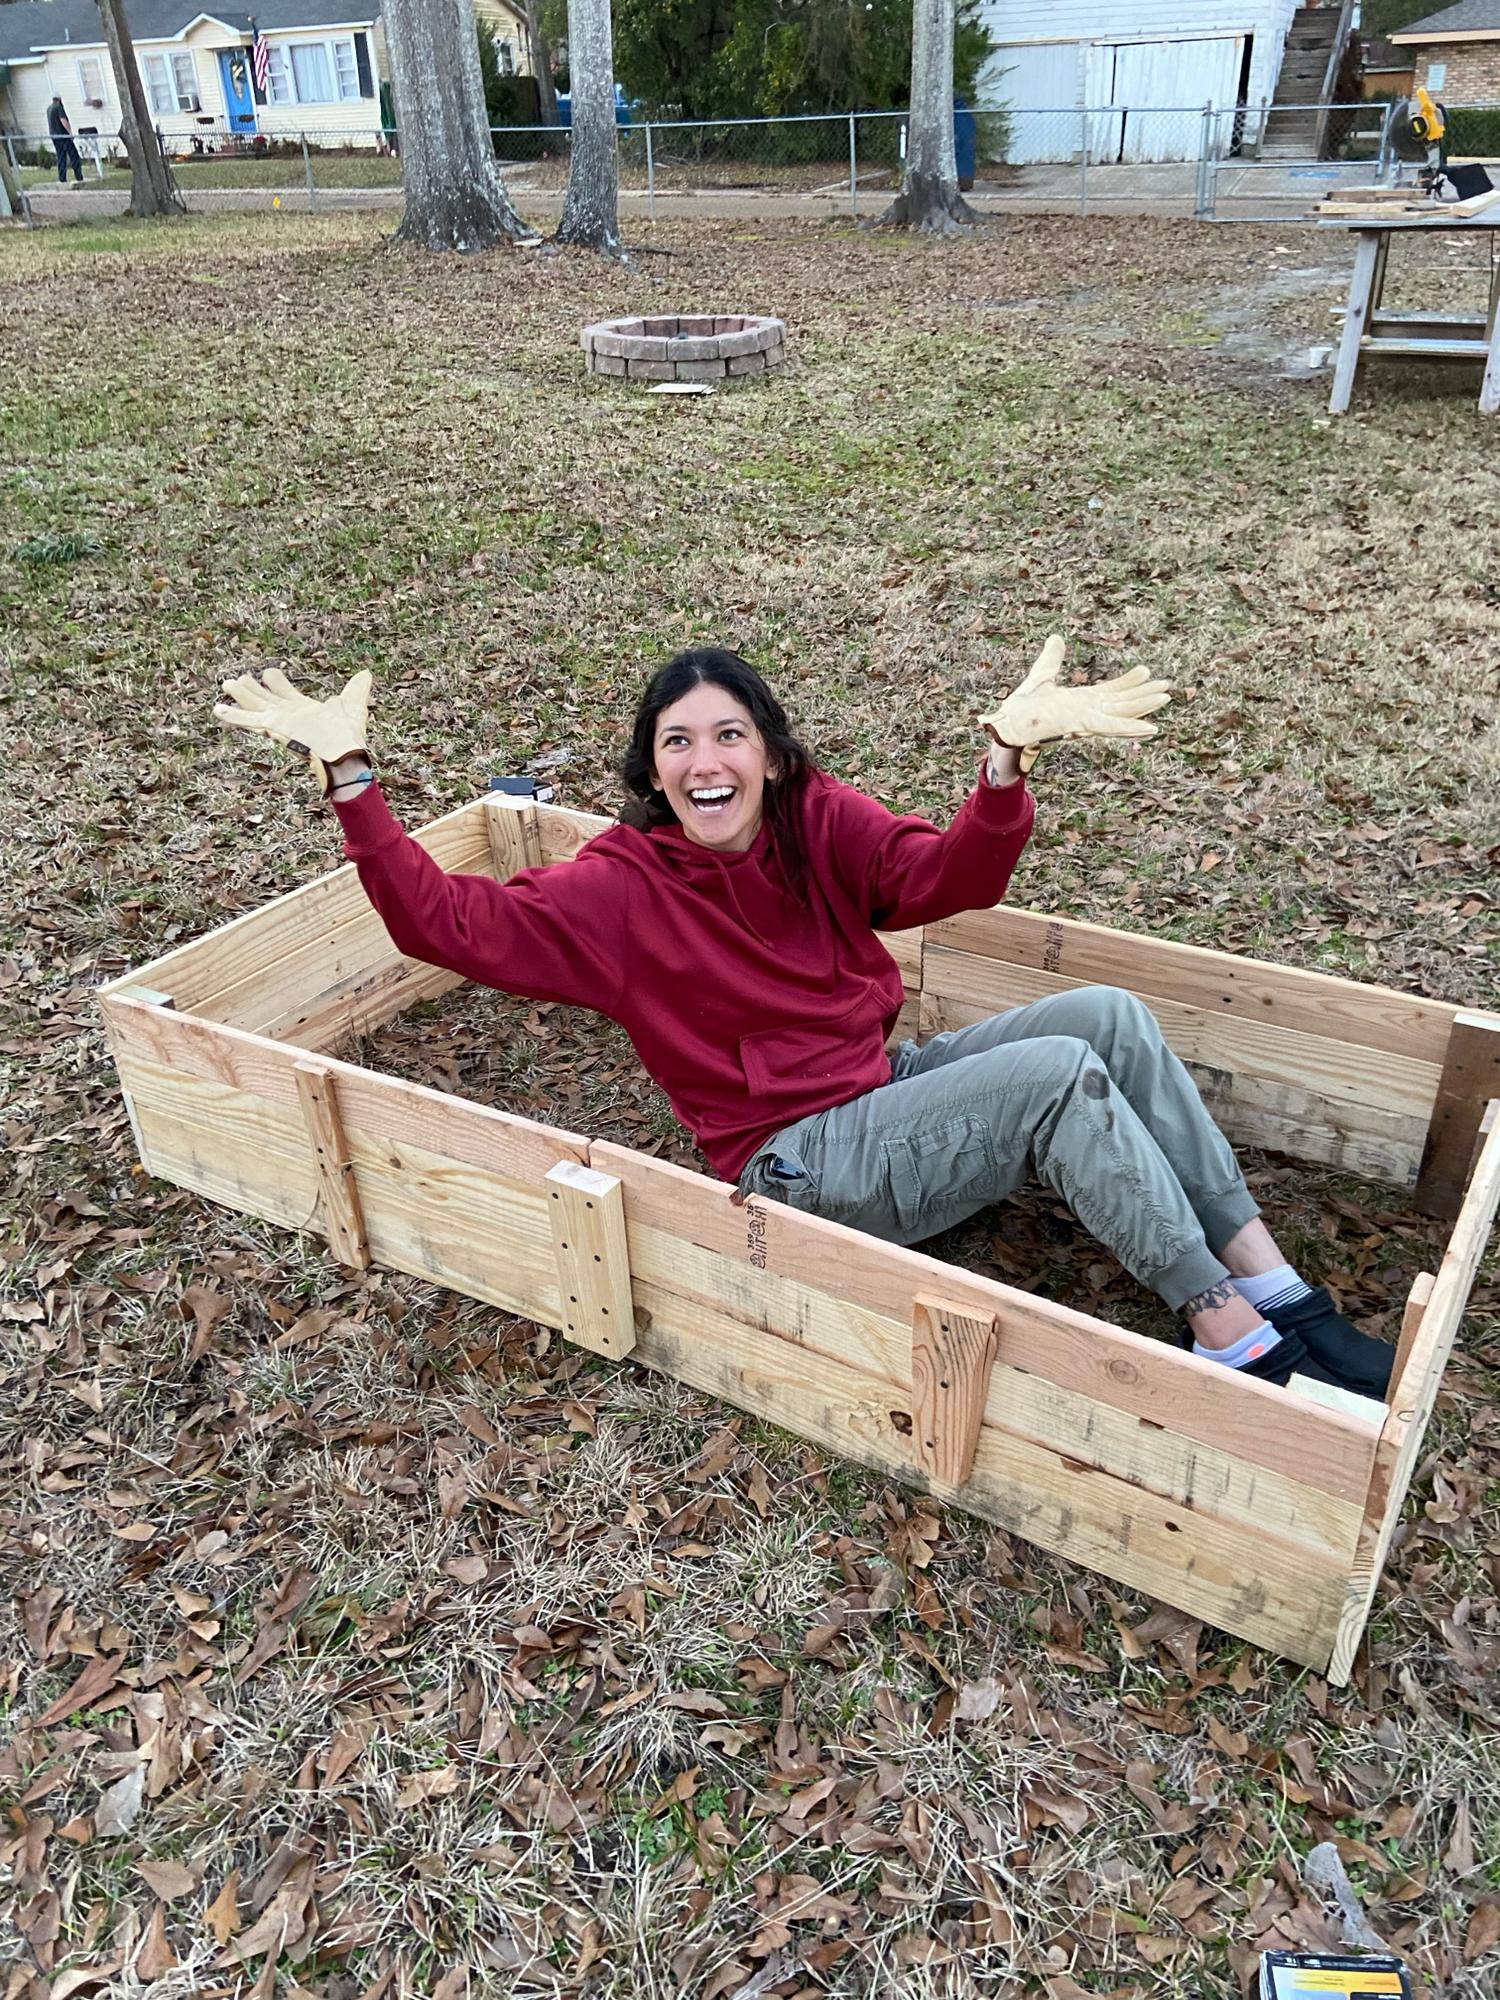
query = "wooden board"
(1415, 1011, 1500, 1221)
(927, 905, 1455, 1062)
(1328, 1114, 1500, 1683)
(921, 943, 1438, 1186)
(592, 1142, 1382, 1510)
(96, 799, 494, 1043)
(546, 1160, 637, 1359)
(617, 1194, 1358, 1666)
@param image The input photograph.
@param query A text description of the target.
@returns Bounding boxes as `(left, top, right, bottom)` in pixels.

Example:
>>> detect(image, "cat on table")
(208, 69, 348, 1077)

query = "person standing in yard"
(48, 96, 84, 186)
(214, 646, 1394, 1399)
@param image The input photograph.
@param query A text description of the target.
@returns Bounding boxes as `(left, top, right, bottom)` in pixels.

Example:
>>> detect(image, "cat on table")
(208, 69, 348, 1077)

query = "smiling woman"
(212, 643, 1397, 1398)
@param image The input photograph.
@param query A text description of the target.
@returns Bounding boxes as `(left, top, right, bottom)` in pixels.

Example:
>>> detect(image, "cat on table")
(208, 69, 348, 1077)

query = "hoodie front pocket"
(738, 979, 887, 1113)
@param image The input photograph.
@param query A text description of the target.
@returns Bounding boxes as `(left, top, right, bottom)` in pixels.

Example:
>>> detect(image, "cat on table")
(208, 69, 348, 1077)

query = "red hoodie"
(334, 767, 1034, 1181)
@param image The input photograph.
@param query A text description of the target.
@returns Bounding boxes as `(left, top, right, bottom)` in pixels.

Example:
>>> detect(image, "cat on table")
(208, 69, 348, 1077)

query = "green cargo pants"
(737, 985, 1261, 1312)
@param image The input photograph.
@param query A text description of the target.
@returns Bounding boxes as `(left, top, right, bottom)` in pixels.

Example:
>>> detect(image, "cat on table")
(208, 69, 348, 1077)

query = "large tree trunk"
(880, 0, 978, 234)
(384, 0, 534, 252)
(95, 0, 185, 218)
(519, 0, 560, 125)
(554, 0, 620, 254)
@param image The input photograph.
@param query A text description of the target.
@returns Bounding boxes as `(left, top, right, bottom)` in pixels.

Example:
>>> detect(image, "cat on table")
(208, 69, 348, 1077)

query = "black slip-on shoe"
(1259, 1285, 1394, 1399)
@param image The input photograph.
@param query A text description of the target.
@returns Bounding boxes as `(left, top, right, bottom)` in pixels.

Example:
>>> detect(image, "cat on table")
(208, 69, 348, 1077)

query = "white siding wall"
(2, 64, 60, 146)
(976, 0, 1299, 113)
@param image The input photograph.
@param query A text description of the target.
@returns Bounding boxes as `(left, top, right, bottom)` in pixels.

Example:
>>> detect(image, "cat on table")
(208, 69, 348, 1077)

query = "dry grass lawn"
(1, 208, 1498, 2000)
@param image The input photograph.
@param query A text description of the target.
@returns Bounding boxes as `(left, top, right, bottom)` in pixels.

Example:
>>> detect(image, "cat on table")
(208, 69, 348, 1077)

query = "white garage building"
(975, 1, 1303, 161)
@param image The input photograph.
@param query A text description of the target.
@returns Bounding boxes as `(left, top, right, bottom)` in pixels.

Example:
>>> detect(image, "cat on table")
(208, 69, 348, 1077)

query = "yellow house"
(0, 0, 534, 152)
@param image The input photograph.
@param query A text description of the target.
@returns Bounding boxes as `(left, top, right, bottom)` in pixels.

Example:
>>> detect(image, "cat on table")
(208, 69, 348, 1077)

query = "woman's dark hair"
(619, 648, 816, 884)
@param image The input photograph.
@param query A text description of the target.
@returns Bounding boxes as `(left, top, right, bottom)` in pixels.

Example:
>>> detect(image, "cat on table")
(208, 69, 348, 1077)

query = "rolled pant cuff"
(1199, 1185, 1261, 1259)
(1151, 1244, 1232, 1315)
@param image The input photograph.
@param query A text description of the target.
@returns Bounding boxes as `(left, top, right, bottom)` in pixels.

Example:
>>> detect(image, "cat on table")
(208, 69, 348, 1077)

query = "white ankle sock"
(1232, 1265, 1312, 1316)
(1193, 1322, 1282, 1369)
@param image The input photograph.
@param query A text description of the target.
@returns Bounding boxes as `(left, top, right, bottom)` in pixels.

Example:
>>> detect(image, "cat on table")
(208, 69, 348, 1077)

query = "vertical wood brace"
(294, 1059, 371, 1270)
(1389, 1271, 1436, 1408)
(546, 1161, 637, 1360)
(910, 1294, 1000, 1488)
(109, 987, 175, 1173)
(1414, 1011, 1500, 1221)
(484, 795, 543, 880)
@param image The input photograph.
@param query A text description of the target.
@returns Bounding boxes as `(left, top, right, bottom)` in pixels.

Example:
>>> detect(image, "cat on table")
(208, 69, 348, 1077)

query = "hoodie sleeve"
(333, 784, 627, 1015)
(821, 762, 1035, 930)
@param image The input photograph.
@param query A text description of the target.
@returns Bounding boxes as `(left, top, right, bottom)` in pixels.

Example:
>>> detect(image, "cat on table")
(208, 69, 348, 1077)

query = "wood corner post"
(293, 1058, 371, 1270)
(484, 793, 543, 879)
(910, 1294, 1000, 1488)
(546, 1160, 637, 1360)
(1414, 1010, 1500, 1221)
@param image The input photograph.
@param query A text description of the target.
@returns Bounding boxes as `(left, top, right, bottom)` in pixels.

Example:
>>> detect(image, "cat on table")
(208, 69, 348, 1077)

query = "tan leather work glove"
(214, 667, 372, 794)
(981, 636, 1172, 775)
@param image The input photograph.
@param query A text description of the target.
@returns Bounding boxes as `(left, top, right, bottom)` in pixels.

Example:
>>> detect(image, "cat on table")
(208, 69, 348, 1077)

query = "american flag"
(250, 21, 270, 96)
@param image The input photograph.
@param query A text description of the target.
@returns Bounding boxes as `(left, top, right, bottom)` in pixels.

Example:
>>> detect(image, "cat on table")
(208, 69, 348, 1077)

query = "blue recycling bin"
(954, 93, 977, 189)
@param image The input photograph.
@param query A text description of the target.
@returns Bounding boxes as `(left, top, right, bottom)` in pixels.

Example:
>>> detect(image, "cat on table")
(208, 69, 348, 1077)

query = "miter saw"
(1390, 86, 1448, 198)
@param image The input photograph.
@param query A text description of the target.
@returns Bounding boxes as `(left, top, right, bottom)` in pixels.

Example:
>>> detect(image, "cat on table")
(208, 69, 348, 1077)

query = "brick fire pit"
(581, 313, 786, 386)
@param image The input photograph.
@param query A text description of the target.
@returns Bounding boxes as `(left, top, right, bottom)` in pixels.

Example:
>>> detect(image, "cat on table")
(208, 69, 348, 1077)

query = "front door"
(219, 48, 257, 133)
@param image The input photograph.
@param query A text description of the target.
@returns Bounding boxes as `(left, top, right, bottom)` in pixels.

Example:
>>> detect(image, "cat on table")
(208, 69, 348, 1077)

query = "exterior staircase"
(1261, 4, 1359, 158)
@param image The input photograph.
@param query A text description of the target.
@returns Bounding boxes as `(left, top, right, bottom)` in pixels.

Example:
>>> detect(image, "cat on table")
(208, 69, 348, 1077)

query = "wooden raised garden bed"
(98, 795, 1500, 1682)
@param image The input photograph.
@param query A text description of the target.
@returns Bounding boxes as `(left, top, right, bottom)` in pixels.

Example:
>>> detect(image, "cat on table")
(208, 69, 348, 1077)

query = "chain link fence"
(4, 99, 1498, 227)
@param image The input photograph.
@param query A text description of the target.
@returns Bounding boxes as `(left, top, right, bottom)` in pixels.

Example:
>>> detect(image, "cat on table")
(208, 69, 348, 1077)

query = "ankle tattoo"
(1183, 1278, 1239, 1318)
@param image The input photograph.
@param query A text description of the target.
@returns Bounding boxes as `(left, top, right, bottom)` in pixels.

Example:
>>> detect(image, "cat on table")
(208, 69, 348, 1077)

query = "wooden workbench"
(1320, 210, 1500, 415)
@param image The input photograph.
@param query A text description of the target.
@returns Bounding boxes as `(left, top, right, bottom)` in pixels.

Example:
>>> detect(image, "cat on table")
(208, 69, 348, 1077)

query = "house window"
(264, 36, 362, 105)
(498, 39, 515, 76)
(143, 51, 201, 115)
(76, 56, 107, 107)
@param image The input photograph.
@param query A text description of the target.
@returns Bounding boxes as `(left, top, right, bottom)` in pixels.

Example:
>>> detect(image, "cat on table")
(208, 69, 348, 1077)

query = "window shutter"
(355, 31, 374, 98)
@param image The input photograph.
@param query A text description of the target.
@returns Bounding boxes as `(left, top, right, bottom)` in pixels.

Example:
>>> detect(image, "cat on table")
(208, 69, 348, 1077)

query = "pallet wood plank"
(911, 1296, 999, 1487)
(594, 1143, 1382, 1508)
(1414, 1011, 1500, 1220)
(927, 906, 1454, 1061)
(1328, 1116, 1500, 1683)
(294, 1059, 371, 1269)
(546, 1161, 637, 1359)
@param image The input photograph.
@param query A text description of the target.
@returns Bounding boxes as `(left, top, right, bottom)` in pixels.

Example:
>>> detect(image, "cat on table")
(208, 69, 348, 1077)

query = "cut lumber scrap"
(1415, 1011, 1500, 1220)
(1318, 200, 1428, 217)
(1450, 186, 1500, 218)
(294, 1059, 371, 1269)
(1329, 1113, 1500, 1683)
(911, 1296, 1000, 1487)
(546, 1160, 637, 1359)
